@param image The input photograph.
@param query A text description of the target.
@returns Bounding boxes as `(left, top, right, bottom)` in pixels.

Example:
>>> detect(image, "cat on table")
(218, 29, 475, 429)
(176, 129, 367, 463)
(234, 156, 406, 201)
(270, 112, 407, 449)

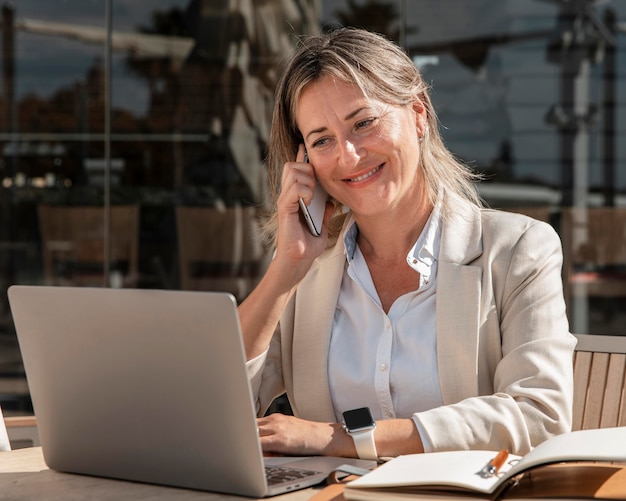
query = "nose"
(337, 139, 362, 168)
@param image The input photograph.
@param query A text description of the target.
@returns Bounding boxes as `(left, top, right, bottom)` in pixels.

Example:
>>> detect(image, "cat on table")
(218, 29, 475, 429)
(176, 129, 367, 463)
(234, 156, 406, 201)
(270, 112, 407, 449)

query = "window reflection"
(1, 0, 625, 417)
(562, 207, 626, 336)
(2, 0, 318, 295)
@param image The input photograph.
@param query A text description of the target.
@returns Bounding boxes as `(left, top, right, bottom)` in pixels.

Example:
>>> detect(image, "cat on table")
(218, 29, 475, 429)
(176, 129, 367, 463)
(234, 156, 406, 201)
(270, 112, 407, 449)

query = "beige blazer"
(249, 200, 576, 455)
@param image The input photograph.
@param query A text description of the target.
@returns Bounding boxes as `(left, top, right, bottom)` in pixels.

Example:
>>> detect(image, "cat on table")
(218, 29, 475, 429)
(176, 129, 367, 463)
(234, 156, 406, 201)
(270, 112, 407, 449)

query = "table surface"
(0, 447, 323, 500)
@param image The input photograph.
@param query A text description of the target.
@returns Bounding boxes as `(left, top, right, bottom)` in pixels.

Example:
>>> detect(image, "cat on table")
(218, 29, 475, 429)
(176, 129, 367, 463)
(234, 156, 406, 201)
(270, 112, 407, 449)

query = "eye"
(311, 137, 331, 148)
(355, 117, 377, 130)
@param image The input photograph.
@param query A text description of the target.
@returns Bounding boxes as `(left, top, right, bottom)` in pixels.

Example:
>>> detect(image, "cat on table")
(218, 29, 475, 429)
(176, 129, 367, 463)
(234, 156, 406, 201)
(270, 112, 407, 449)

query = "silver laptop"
(8, 285, 374, 497)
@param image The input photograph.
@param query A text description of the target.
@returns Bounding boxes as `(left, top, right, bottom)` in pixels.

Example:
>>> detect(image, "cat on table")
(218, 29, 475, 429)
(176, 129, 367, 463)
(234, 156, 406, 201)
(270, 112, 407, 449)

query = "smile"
(346, 165, 382, 183)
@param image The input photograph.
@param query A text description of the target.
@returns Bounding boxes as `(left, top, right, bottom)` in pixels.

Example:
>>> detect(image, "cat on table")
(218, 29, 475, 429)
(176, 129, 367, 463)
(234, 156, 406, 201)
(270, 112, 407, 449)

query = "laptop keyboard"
(265, 464, 322, 486)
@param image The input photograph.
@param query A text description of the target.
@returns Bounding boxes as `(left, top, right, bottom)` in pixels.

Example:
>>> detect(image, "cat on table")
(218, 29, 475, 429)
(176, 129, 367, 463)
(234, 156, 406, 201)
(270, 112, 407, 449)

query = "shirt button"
(380, 363, 388, 372)
(412, 258, 418, 265)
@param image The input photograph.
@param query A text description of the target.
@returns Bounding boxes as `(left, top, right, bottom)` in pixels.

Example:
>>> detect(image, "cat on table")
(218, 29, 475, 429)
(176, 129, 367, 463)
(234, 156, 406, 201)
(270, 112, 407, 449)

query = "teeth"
(349, 165, 381, 182)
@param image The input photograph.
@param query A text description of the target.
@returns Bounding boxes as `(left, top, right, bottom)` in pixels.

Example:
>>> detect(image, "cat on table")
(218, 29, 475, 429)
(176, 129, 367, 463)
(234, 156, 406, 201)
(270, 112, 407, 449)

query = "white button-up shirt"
(328, 201, 444, 434)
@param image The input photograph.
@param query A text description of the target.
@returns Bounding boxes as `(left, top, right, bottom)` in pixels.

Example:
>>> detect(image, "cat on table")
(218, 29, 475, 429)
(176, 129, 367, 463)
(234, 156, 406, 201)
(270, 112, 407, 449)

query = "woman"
(238, 28, 575, 460)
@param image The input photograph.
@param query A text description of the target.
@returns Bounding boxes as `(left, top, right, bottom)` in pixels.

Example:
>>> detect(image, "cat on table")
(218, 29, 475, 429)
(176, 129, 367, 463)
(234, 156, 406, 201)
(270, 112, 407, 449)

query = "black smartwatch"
(342, 407, 378, 460)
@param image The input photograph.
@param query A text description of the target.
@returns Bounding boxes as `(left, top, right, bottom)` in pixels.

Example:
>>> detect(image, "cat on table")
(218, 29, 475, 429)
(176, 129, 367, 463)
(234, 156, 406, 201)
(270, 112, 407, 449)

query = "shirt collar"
(407, 198, 442, 284)
(342, 195, 443, 284)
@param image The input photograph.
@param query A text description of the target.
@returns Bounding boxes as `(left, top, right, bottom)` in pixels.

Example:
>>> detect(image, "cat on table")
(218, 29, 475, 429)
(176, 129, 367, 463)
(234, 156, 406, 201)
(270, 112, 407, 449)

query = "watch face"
(343, 407, 375, 431)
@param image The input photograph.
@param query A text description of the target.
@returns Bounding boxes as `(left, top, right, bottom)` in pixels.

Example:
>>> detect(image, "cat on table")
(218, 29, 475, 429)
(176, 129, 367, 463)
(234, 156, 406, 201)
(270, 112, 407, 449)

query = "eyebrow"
(304, 106, 370, 141)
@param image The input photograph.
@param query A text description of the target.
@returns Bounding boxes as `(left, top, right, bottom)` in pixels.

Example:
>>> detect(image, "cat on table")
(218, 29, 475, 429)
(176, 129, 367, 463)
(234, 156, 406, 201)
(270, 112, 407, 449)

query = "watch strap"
(350, 428, 378, 461)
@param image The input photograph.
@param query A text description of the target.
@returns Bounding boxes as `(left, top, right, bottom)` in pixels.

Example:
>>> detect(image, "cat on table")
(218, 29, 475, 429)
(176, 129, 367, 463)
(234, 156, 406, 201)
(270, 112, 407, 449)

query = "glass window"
(0, 0, 318, 414)
(1, 0, 626, 416)
(322, 0, 626, 336)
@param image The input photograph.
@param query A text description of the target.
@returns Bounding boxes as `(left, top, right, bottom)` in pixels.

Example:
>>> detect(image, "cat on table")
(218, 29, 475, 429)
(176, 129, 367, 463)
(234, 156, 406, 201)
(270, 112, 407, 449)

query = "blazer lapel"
(291, 242, 345, 422)
(436, 202, 484, 404)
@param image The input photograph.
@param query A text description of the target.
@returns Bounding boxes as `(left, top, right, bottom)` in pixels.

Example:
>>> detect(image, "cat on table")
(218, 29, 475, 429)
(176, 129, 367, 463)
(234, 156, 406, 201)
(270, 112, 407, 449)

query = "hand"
(257, 413, 350, 457)
(236, 146, 333, 361)
(273, 145, 332, 278)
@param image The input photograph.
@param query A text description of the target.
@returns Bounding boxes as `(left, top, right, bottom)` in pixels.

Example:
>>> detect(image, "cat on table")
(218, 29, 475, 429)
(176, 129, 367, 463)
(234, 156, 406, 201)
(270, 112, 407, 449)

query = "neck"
(355, 194, 433, 264)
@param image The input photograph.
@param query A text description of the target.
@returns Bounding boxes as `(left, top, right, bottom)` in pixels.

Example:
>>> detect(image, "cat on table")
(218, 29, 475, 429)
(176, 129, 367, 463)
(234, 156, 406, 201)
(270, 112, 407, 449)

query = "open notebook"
(8, 286, 374, 497)
(344, 426, 626, 500)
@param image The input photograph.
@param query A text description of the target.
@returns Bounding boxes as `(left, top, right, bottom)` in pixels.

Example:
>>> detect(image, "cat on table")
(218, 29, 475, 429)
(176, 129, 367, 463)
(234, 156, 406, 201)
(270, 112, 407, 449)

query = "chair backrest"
(573, 333, 626, 431)
(38, 205, 140, 287)
(175, 205, 267, 301)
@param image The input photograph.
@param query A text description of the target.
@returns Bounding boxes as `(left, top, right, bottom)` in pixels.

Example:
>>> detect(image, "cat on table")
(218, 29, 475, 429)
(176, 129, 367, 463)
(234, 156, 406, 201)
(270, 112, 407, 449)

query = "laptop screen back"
(8, 286, 269, 497)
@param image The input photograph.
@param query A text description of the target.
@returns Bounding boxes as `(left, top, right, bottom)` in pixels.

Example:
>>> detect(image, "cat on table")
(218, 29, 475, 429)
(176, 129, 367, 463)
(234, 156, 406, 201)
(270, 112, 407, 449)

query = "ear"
(411, 96, 428, 138)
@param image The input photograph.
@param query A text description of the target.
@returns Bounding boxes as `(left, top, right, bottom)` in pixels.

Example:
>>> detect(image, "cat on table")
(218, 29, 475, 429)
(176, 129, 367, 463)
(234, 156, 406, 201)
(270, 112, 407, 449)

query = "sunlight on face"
(296, 77, 428, 221)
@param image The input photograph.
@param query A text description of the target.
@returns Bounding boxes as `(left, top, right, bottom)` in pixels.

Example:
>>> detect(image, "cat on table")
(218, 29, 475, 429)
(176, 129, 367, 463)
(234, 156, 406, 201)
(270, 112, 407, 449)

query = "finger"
(281, 167, 315, 206)
(296, 143, 307, 163)
(282, 144, 312, 181)
(281, 163, 309, 191)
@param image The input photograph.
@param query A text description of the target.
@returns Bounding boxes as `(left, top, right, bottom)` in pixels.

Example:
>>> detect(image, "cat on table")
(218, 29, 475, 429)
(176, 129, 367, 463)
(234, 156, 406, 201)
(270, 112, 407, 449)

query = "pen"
(478, 449, 509, 478)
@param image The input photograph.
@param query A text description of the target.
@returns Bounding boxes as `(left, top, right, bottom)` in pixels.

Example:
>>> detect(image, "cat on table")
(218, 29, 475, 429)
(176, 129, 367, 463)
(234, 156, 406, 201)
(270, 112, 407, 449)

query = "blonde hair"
(262, 28, 483, 247)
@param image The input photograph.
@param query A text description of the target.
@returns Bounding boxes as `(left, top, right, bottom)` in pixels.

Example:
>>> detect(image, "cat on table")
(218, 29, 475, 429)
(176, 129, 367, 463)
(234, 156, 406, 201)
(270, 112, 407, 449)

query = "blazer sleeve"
(414, 216, 576, 455)
(246, 329, 287, 417)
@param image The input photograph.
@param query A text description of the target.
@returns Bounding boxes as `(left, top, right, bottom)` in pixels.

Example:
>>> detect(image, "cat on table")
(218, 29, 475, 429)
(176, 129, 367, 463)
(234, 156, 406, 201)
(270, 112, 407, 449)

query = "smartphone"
(298, 152, 328, 237)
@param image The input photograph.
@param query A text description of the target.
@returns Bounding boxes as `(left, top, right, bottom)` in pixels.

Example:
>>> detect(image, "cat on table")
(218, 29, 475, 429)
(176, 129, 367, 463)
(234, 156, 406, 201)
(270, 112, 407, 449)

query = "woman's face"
(295, 76, 428, 220)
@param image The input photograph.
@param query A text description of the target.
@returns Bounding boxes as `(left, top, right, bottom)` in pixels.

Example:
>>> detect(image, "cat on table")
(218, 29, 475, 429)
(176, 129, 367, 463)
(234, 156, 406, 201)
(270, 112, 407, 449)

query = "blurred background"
(1, 0, 625, 415)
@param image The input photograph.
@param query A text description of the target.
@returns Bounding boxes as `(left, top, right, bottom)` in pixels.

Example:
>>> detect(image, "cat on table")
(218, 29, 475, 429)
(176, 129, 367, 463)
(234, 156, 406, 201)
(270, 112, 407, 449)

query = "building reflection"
(1, 0, 625, 418)
(0, 0, 319, 412)
(1, 0, 318, 293)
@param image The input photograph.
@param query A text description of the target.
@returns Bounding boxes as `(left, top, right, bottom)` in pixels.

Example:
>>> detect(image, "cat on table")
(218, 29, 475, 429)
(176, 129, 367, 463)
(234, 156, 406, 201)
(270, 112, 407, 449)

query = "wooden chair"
(38, 205, 140, 288)
(176, 205, 268, 301)
(572, 333, 626, 431)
